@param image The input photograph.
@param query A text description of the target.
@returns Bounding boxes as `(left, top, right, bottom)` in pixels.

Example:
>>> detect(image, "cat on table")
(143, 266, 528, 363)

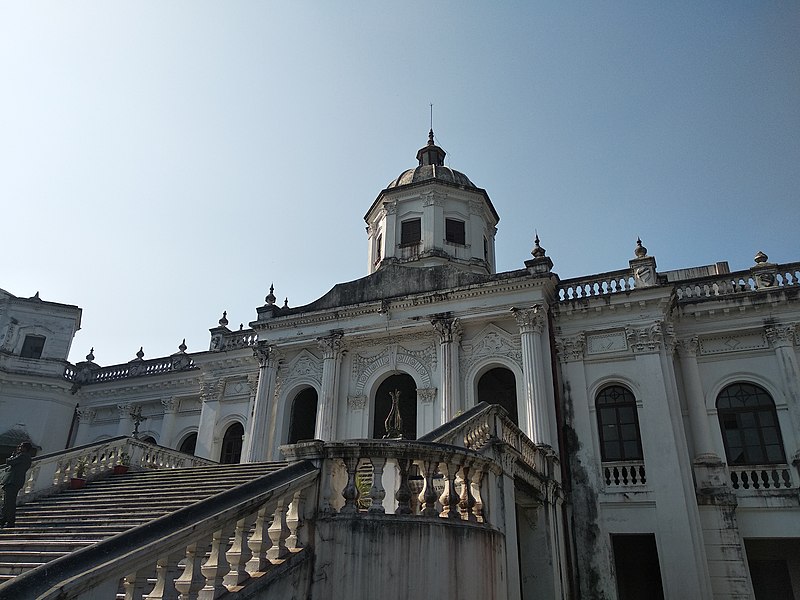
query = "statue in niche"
(383, 389, 404, 439)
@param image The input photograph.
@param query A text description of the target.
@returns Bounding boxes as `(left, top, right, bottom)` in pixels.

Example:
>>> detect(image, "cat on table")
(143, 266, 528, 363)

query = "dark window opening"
(478, 367, 518, 425)
(140, 436, 156, 445)
(288, 387, 318, 444)
(612, 534, 665, 600)
(375, 233, 382, 263)
(596, 385, 643, 461)
(373, 373, 417, 440)
(717, 383, 786, 465)
(400, 219, 421, 245)
(179, 433, 197, 456)
(483, 237, 489, 261)
(220, 422, 244, 464)
(20, 335, 46, 359)
(445, 218, 466, 245)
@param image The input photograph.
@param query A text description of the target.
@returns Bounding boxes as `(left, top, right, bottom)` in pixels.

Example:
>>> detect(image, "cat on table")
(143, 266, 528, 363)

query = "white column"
(245, 345, 279, 462)
(74, 408, 96, 446)
(116, 403, 134, 437)
(240, 372, 260, 461)
(159, 398, 178, 448)
(195, 379, 222, 460)
(766, 323, 800, 461)
(431, 315, 462, 425)
(511, 305, 553, 447)
(676, 337, 720, 461)
(315, 332, 344, 440)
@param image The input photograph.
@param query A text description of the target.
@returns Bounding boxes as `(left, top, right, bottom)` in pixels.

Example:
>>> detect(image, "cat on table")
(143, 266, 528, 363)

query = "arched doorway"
(373, 373, 417, 440)
(178, 432, 197, 456)
(478, 367, 518, 425)
(288, 387, 318, 444)
(140, 435, 157, 445)
(220, 422, 244, 464)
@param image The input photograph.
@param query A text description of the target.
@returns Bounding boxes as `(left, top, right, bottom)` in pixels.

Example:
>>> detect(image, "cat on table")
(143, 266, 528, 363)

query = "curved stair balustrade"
(21, 437, 215, 501)
(0, 460, 319, 600)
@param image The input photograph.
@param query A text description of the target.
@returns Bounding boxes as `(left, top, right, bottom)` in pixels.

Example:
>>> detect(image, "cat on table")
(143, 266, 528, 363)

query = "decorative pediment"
(460, 323, 522, 375)
(350, 343, 435, 396)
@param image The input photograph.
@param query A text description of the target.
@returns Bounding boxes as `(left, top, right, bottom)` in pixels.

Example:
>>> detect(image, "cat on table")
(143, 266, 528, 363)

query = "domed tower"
(364, 130, 500, 275)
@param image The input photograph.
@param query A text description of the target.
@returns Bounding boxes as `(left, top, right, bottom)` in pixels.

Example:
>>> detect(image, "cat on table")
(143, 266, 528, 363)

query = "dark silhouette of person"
(1, 441, 33, 528)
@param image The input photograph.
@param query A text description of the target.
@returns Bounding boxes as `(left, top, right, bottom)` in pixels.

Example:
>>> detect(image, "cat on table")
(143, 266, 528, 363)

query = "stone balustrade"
(0, 461, 319, 600)
(728, 464, 794, 492)
(63, 355, 196, 385)
(20, 437, 215, 501)
(218, 329, 258, 351)
(602, 460, 647, 488)
(675, 263, 800, 300)
(283, 440, 498, 523)
(557, 269, 636, 302)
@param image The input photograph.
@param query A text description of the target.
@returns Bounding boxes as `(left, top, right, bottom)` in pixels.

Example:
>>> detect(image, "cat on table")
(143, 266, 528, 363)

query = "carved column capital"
(76, 407, 96, 423)
(347, 395, 367, 410)
(161, 398, 178, 414)
(116, 403, 132, 417)
(676, 336, 700, 358)
(625, 322, 664, 353)
(317, 331, 345, 360)
(555, 333, 585, 362)
(416, 387, 437, 404)
(511, 305, 546, 334)
(430, 315, 462, 344)
(253, 344, 281, 368)
(199, 380, 223, 403)
(766, 323, 797, 349)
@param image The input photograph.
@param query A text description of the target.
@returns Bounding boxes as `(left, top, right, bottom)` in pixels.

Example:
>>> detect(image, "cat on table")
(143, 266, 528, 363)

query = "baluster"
(730, 471, 740, 489)
(199, 523, 234, 599)
(145, 552, 182, 600)
(620, 466, 629, 485)
(285, 490, 304, 550)
(224, 516, 254, 587)
(438, 461, 460, 519)
(458, 465, 477, 522)
(613, 466, 620, 486)
(368, 457, 387, 514)
(395, 458, 413, 515)
(174, 541, 208, 600)
(339, 456, 360, 514)
(781, 469, 791, 488)
(418, 460, 439, 517)
(267, 496, 291, 561)
(124, 568, 151, 600)
(246, 504, 271, 574)
(470, 463, 485, 523)
(761, 470, 771, 489)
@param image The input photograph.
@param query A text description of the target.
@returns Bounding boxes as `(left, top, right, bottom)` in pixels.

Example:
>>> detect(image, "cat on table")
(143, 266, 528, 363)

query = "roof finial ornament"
(531, 231, 546, 258)
(219, 311, 229, 327)
(265, 284, 276, 306)
(428, 103, 435, 146)
(135, 347, 144, 360)
(754, 250, 769, 264)
(634, 237, 648, 258)
(178, 339, 187, 353)
(283, 297, 289, 308)
(86, 348, 95, 362)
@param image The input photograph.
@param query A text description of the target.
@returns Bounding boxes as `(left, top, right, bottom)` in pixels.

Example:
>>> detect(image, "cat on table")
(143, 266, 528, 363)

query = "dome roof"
(387, 164, 475, 189)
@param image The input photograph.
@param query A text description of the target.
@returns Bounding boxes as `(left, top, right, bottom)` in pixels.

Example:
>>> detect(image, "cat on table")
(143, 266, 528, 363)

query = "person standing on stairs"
(1, 441, 33, 528)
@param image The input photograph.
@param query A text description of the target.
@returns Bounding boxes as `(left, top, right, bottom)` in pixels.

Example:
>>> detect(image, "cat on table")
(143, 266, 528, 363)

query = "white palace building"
(1, 132, 799, 599)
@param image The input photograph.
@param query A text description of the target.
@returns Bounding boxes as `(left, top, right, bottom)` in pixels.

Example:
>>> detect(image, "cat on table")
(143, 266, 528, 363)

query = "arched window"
(596, 385, 643, 461)
(178, 433, 197, 456)
(477, 367, 518, 424)
(220, 422, 244, 464)
(373, 373, 417, 440)
(288, 387, 318, 444)
(717, 383, 786, 465)
(140, 436, 157, 445)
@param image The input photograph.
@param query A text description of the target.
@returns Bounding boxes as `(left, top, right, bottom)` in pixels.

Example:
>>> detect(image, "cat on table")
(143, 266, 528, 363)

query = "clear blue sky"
(1, 2, 798, 366)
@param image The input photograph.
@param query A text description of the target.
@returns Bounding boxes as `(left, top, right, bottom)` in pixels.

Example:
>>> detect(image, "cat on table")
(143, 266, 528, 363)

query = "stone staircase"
(0, 461, 289, 585)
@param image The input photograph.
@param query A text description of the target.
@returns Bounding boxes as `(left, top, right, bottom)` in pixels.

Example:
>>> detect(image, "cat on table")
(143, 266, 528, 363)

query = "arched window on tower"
(178, 432, 197, 456)
(373, 374, 417, 440)
(477, 367, 518, 424)
(596, 385, 643, 462)
(716, 383, 786, 465)
(220, 422, 244, 464)
(288, 387, 318, 444)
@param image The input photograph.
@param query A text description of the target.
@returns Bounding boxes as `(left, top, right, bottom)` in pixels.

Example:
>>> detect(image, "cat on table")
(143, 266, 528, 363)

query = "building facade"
(2, 134, 799, 599)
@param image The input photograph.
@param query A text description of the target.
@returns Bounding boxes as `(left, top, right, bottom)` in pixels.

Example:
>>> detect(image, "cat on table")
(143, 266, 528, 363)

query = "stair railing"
(20, 436, 215, 502)
(0, 460, 319, 600)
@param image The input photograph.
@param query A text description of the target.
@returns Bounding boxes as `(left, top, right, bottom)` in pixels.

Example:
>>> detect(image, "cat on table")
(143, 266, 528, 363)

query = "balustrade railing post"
(175, 541, 209, 600)
(395, 458, 413, 515)
(146, 552, 183, 600)
(469, 462, 486, 523)
(439, 460, 460, 519)
(458, 465, 477, 522)
(224, 516, 254, 587)
(267, 496, 291, 561)
(123, 568, 151, 600)
(339, 456, 361, 514)
(368, 457, 387, 514)
(246, 504, 271, 574)
(199, 523, 234, 600)
(419, 460, 439, 517)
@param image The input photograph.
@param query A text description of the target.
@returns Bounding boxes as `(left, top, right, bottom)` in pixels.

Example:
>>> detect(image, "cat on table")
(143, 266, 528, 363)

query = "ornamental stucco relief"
(460, 325, 522, 376)
(350, 343, 435, 396)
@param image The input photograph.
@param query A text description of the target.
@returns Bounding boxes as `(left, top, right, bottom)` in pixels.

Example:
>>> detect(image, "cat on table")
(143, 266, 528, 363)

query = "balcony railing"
(602, 460, 647, 488)
(728, 464, 794, 491)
